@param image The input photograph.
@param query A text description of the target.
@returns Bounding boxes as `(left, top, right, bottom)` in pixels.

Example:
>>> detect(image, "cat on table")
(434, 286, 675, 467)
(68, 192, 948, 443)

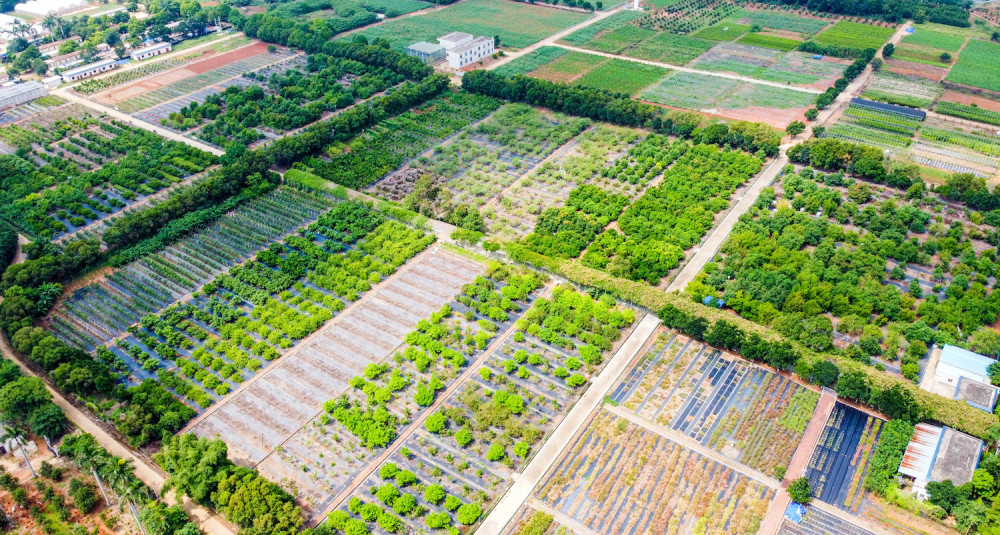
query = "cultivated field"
(812, 21, 895, 50)
(946, 38, 1000, 92)
(804, 403, 885, 514)
(536, 410, 775, 534)
(349, 0, 590, 50)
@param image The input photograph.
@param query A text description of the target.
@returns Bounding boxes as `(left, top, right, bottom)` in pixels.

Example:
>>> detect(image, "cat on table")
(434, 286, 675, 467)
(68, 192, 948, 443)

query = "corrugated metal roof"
(940, 345, 995, 376)
(63, 59, 117, 76)
(899, 422, 942, 482)
(0, 80, 44, 100)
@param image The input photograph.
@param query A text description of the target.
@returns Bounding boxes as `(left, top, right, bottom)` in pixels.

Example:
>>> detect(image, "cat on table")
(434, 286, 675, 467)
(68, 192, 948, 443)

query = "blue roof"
(940, 345, 994, 376)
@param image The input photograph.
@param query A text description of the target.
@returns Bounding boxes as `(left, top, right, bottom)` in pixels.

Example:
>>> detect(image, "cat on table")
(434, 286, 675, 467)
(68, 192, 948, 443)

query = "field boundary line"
(486, 5, 624, 71)
(309, 281, 560, 525)
(605, 404, 780, 489)
(479, 312, 660, 534)
(554, 43, 824, 95)
(526, 498, 601, 535)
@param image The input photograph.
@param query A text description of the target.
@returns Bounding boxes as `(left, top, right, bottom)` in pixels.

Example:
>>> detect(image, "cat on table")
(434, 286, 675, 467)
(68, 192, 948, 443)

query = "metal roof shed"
(899, 423, 942, 483)
(937, 344, 994, 385)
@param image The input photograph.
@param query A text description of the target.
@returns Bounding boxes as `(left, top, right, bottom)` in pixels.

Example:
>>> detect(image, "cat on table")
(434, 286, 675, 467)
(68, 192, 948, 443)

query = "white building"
(41, 75, 61, 88)
(130, 41, 171, 61)
(61, 58, 117, 82)
(14, 0, 89, 17)
(935, 345, 994, 386)
(446, 36, 493, 68)
(0, 80, 47, 110)
(437, 31, 473, 50)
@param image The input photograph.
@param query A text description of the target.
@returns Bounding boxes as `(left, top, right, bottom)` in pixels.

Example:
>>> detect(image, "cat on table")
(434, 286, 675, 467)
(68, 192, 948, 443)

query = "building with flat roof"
(936, 344, 994, 387)
(0, 80, 47, 110)
(405, 41, 445, 65)
(130, 41, 171, 61)
(955, 376, 998, 412)
(445, 35, 493, 69)
(899, 423, 983, 499)
(61, 58, 117, 82)
(437, 31, 473, 50)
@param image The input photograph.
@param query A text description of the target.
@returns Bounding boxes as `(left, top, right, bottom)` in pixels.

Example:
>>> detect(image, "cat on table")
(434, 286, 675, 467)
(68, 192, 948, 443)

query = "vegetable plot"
(537, 411, 774, 534)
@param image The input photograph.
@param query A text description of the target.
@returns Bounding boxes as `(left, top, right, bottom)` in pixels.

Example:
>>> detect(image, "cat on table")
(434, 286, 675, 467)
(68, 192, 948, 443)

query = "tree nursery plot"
(559, 10, 645, 46)
(861, 71, 943, 109)
(537, 411, 775, 534)
(493, 47, 569, 77)
(611, 328, 819, 475)
(319, 92, 502, 193)
(684, 163, 1000, 373)
(740, 11, 832, 35)
(158, 54, 410, 147)
(573, 59, 670, 96)
(327, 285, 636, 532)
(811, 21, 894, 51)
(349, 0, 589, 50)
(634, 0, 747, 35)
(0, 106, 217, 240)
(693, 21, 752, 41)
(823, 102, 922, 150)
(49, 187, 331, 351)
(115, 47, 298, 113)
(397, 104, 590, 228)
(582, 140, 764, 285)
(945, 39, 1000, 92)
(485, 124, 646, 241)
(804, 403, 885, 515)
(244, 263, 547, 517)
(624, 31, 716, 65)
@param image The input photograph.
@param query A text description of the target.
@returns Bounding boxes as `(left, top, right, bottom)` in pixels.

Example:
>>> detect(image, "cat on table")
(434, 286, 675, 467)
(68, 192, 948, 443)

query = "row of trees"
(749, 0, 971, 26)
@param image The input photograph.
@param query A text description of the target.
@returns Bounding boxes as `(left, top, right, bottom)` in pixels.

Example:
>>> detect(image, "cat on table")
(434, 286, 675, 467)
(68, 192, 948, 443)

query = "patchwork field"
(812, 21, 895, 50)
(611, 329, 819, 476)
(804, 403, 885, 515)
(349, 0, 590, 50)
(739, 10, 832, 35)
(946, 39, 1000, 92)
(690, 42, 847, 88)
(536, 410, 776, 534)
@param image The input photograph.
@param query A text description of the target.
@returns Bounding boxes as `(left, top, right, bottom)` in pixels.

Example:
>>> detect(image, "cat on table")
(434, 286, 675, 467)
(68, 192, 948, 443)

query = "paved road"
(53, 89, 225, 156)
(478, 313, 660, 534)
(0, 334, 237, 535)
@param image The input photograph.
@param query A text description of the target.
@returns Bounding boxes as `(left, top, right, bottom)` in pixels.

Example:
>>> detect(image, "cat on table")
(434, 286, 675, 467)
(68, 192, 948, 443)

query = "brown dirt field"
(715, 105, 806, 129)
(886, 58, 947, 81)
(188, 41, 269, 74)
(101, 68, 197, 103)
(940, 90, 1000, 112)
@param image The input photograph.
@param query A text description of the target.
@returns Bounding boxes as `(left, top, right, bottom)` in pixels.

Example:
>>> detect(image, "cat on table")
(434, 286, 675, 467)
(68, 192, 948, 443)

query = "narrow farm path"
(11, 234, 29, 265)
(665, 153, 786, 293)
(52, 88, 226, 156)
(554, 44, 825, 95)
(311, 282, 561, 524)
(759, 387, 838, 535)
(0, 333, 238, 535)
(486, 6, 625, 70)
(526, 498, 602, 535)
(478, 313, 660, 534)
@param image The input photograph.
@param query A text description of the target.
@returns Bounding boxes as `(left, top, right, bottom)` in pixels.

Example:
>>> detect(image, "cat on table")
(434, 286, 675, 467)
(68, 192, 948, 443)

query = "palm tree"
(41, 14, 59, 35)
(72, 439, 112, 506)
(0, 427, 34, 479)
(105, 459, 147, 535)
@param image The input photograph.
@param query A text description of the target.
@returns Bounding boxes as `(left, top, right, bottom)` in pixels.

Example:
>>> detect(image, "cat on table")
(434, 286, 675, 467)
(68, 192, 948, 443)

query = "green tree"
(786, 121, 806, 136)
(424, 484, 445, 504)
(456, 503, 482, 525)
(788, 477, 812, 504)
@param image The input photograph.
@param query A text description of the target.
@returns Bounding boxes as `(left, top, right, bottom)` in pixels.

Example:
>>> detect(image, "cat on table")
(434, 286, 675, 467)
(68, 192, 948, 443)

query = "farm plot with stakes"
(324, 284, 637, 531)
(860, 71, 943, 110)
(610, 328, 819, 476)
(48, 187, 331, 351)
(246, 262, 547, 516)
(484, 124, 646, 241)
(0, 105, 217, 240)
(96, 43, 298, 114)
(690, 42, 847, 89)
(535, 410, 775, 534)
(804, 403, 885, 515)
(373, 104, 590, 219)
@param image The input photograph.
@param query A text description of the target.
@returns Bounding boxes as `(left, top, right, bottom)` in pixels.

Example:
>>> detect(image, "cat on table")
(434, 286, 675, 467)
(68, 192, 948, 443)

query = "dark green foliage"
(864, 419, 915, 495)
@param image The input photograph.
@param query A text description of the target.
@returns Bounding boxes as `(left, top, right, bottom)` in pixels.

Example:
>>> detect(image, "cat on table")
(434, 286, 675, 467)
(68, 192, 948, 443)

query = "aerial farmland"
(0, 0, 998, 534)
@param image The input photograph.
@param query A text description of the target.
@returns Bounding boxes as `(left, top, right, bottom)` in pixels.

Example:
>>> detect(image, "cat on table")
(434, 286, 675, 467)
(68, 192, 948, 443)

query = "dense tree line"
(462, 70, 658, 127)
(0, 222, 16, 271)
(268, 74, 452, 165)
(749, 0, 971, 26)
(156, 433, 305, 535)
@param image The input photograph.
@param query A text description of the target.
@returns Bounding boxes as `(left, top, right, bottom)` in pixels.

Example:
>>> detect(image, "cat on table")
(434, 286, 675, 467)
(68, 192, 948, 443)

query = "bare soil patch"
(940, 90, 1000, 112)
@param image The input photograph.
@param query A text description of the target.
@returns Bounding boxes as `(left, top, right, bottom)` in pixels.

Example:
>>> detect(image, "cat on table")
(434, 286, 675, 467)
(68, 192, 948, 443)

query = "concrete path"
(486, 6, 625, 70)
(606, 404, 780, 488)
(0, 334, 237, 535)
(555, 44, 823, 95)
(666, 154, 785, 292)
(53, 88, 225, 156)
(310, 282, 559, 525)
(478, 313, 659, 534)
(527, 498, 601, 535)
(759, 387, 837, 535)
